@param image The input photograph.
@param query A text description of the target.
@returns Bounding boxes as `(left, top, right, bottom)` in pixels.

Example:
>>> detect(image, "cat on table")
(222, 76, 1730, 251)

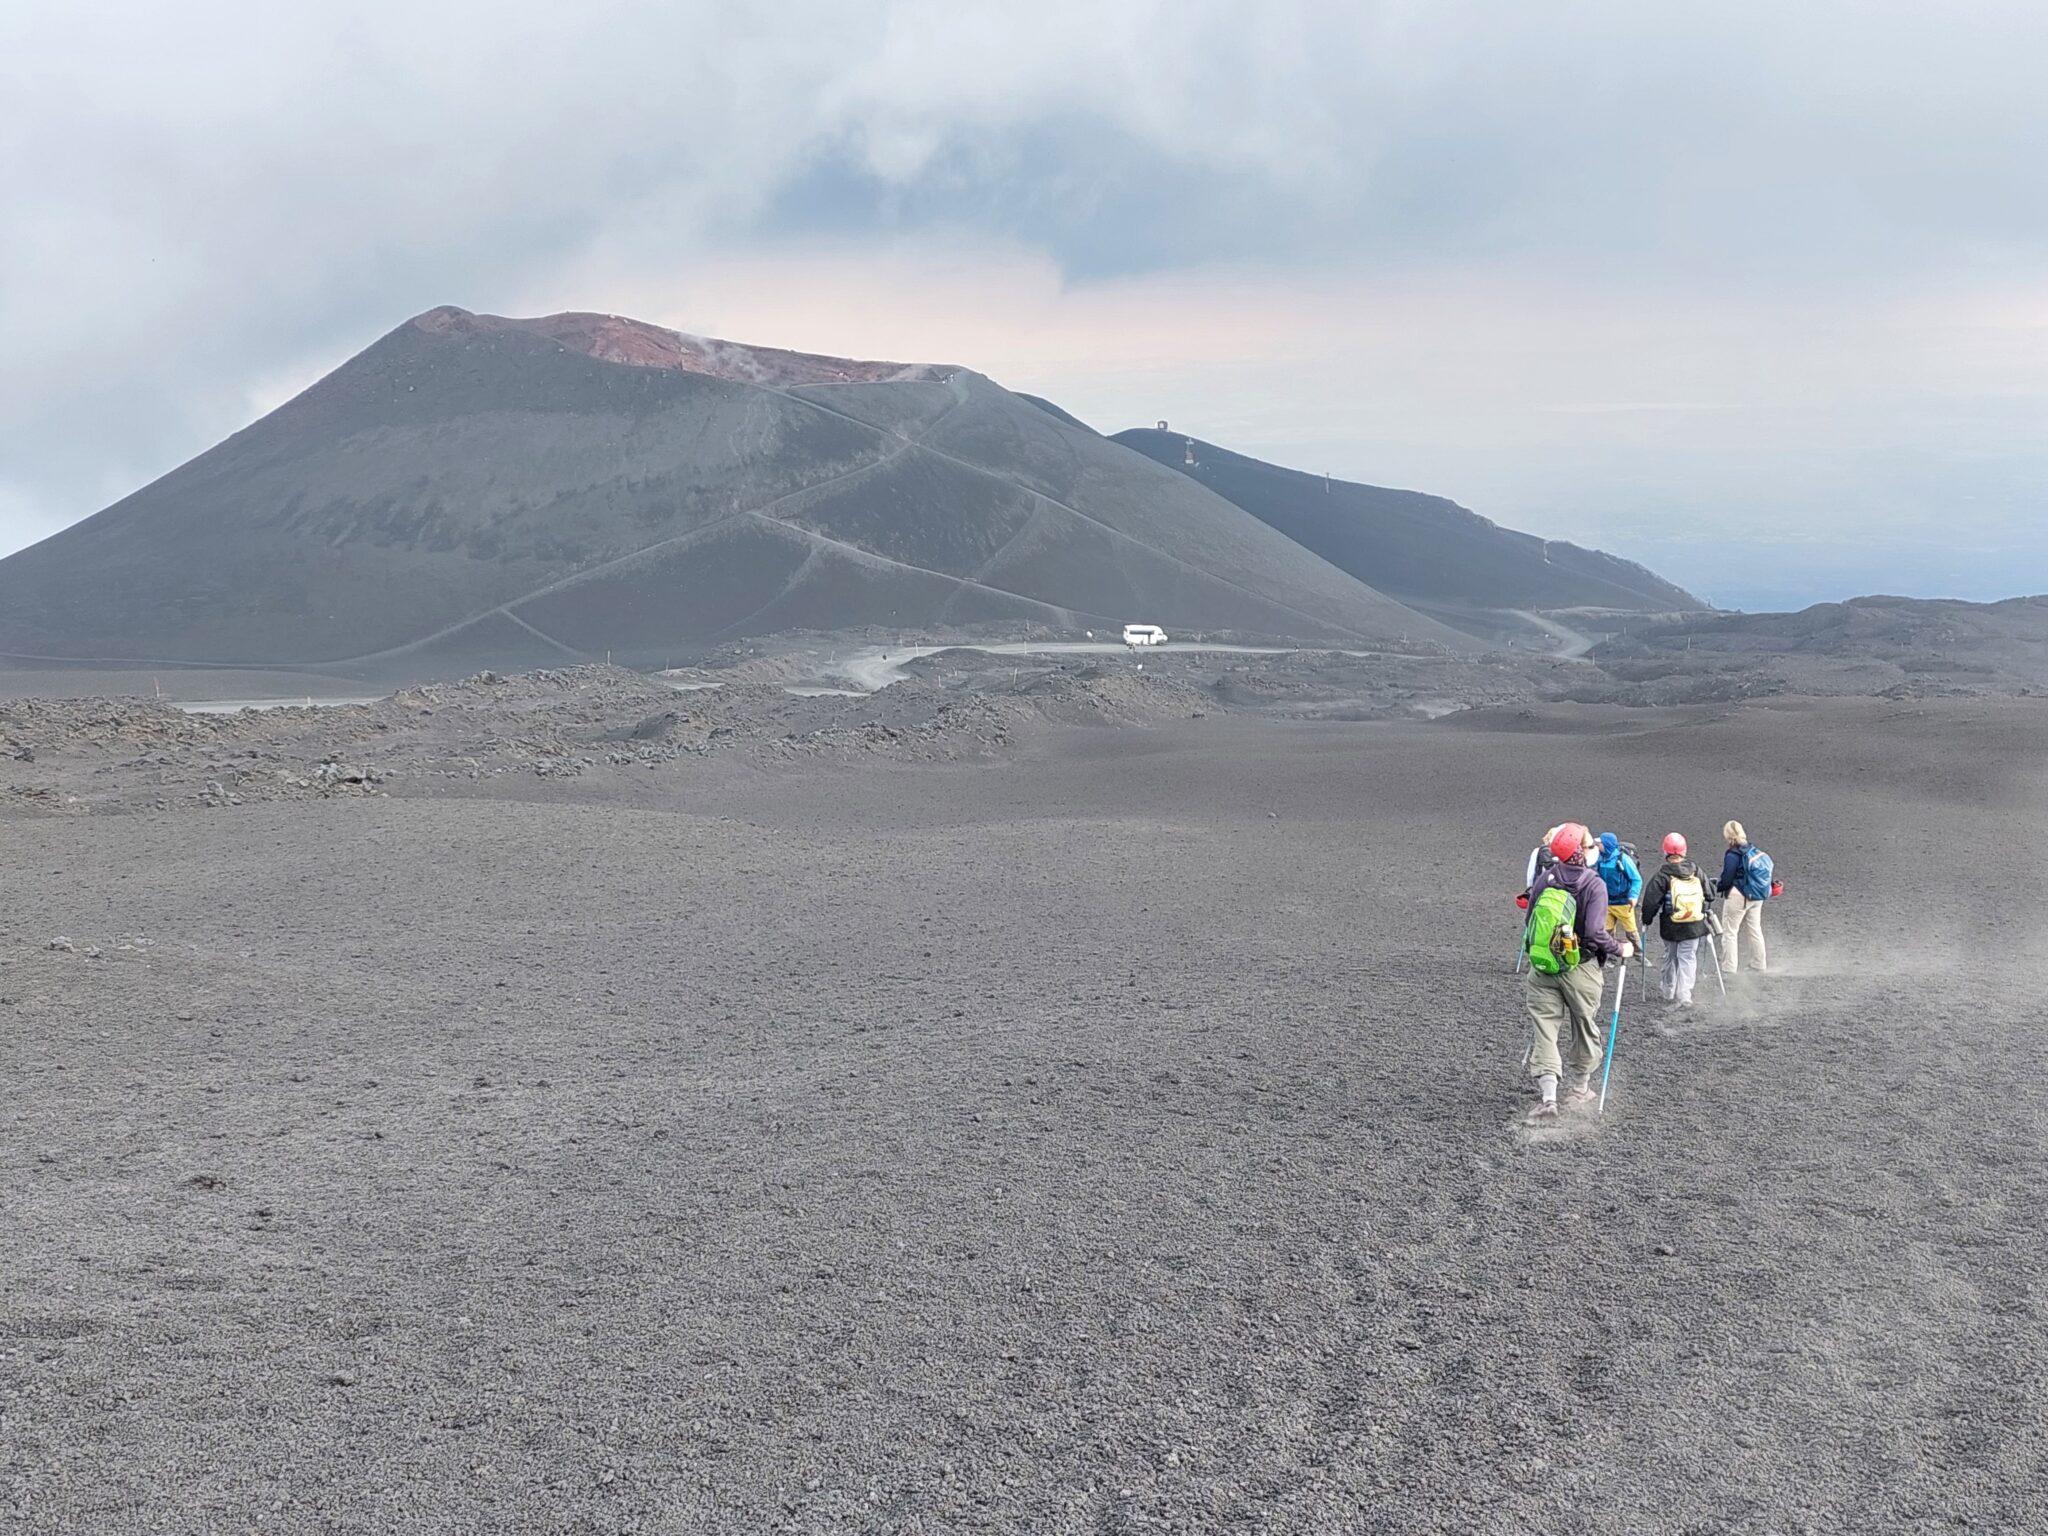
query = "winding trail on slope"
(767, 379, 1402, 647)
(3, 366, 1444, 673)
(350, 368, 1400, 663)
(332, 376, 978, 669)
(722, 512, 1095, 634)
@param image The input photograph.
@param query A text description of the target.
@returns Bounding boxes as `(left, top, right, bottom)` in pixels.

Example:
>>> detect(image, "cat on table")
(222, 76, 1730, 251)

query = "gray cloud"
(3, 1, 2044, 602)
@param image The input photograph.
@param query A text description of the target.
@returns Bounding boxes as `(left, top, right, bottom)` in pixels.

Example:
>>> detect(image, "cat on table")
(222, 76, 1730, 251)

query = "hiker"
(1640, 832, 1715, 1005)
(1715, 820, 1773, 973)
(1524, 825, 1562, 891)
(1522, 822, 1630, 1120)
(1513, 825, 1563, 976)
(1594, 832, 1643, 951)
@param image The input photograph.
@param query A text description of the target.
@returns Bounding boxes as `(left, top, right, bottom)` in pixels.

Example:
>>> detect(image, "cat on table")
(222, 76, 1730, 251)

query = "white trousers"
(1719, 890, 1767, 973)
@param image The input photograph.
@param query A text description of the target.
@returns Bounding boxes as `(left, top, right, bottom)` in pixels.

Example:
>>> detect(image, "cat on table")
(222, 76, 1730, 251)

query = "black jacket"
(1640, 858, 1715, 942)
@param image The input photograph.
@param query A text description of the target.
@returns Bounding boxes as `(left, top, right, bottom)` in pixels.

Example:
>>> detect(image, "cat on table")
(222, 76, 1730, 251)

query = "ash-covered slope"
(0, 309, 1465, 673)
(1111, 429, 1703, 622)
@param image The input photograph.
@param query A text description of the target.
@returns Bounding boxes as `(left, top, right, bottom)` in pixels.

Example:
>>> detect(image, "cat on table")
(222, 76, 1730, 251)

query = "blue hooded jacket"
(1596, 833, 1642, 904)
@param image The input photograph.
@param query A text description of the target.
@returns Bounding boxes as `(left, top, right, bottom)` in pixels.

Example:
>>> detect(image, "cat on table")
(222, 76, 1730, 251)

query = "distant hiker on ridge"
(1715, 820, 1775, 974)
(1521, 823, 1630, 1120)
(1640, 833, 1715, 1007)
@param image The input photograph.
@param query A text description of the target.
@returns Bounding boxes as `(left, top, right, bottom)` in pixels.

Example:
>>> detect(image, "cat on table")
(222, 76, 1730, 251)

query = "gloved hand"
(1618, 941, 1636, 960)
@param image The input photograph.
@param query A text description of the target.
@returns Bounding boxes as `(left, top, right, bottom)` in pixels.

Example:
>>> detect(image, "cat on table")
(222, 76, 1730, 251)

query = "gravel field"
(3, 688, 2044, 1533)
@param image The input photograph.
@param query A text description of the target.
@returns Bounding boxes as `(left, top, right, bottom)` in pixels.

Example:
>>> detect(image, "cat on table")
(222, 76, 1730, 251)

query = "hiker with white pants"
(1639, 832, 1716, 1006)
(1715, 819, 1774, 973)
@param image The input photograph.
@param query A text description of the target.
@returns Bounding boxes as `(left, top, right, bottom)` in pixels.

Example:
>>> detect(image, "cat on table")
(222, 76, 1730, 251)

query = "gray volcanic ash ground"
(2, 659, 2045, 1533)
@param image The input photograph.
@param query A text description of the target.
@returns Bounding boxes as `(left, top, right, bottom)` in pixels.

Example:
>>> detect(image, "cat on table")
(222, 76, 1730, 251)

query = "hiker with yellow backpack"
(1639, 833, 1716, 1007)
(1522, 822, 1630, 1120)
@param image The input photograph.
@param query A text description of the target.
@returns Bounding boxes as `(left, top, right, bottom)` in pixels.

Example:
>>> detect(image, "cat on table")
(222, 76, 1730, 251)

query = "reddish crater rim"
(409, 306, 951, 386)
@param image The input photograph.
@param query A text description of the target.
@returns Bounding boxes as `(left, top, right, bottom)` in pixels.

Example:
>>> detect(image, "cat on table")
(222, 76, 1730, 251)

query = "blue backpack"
(1739, 846, 1774, 900)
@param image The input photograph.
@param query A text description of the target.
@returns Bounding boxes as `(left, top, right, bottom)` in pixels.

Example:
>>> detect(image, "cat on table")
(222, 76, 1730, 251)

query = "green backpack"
(1526, 885, 1581, 975)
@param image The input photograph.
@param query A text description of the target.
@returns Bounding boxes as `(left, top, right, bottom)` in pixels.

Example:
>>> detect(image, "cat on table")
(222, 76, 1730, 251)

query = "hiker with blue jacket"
(1522, 822, 1630, 1121)
(1594, 832, 1643, 952)
(1715, 819, 1773, 973)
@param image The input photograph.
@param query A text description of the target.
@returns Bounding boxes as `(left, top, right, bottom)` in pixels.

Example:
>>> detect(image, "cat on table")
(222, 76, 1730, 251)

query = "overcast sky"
(5, 1, 2043, 610)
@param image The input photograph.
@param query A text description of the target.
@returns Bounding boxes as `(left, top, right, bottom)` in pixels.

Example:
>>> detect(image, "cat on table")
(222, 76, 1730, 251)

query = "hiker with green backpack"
(1522, 822, 1630, 1120)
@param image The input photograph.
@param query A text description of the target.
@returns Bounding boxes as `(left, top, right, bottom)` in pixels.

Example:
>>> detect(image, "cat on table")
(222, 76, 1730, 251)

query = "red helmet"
(1662, 832, 1687, 857)
(1549, 822, 1591, 861)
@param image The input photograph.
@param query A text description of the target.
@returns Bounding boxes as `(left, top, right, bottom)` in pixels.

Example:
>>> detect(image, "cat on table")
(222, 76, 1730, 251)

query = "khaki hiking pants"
(1719, 890, 1767, 973)
(1523, 963, 1606, 1083)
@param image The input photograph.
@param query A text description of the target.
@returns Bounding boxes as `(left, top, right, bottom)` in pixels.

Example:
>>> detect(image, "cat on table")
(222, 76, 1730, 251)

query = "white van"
(1121, 624, 1169, 648)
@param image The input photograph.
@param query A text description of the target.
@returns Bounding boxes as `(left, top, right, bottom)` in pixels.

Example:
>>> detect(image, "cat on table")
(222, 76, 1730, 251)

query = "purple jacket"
(1530, 859, 1625, 967)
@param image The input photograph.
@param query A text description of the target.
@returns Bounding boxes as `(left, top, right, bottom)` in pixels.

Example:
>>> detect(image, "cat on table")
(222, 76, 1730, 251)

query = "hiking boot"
(1560, 1083, 1597, 1110)
(1525, 1098, 1560, 1123)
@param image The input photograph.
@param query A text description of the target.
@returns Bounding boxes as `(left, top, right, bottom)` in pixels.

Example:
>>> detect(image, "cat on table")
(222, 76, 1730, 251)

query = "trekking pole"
(1597, 962, 1629, 1116)
(1704, 925, 1728, 1000)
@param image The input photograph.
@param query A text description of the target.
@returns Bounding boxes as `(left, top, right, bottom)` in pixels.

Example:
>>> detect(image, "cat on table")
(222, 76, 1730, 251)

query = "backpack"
(1667, 873, 1706, 924)
(1739, 847, 1775, 901)
(1526, 885, 1581, 975)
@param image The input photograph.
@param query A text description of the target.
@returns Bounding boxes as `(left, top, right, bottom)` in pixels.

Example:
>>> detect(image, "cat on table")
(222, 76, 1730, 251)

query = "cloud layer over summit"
(5, 1, 2045, 609)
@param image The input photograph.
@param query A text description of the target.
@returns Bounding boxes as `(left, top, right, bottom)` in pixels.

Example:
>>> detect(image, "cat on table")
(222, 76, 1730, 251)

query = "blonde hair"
(1723, 819, 1747, 845)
